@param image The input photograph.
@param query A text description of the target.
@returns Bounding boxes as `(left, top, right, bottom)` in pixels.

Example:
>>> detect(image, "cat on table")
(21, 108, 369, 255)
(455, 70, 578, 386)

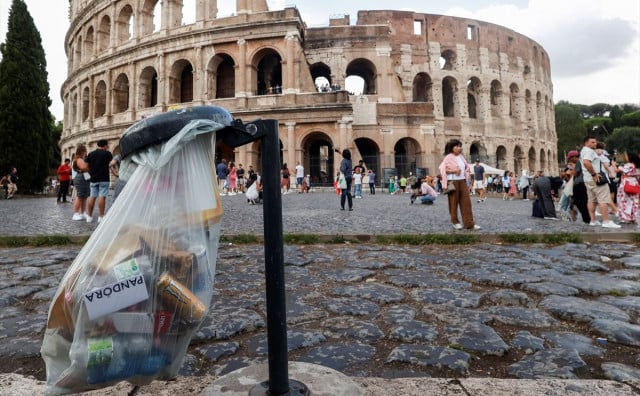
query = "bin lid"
(120, 106, 242, 158)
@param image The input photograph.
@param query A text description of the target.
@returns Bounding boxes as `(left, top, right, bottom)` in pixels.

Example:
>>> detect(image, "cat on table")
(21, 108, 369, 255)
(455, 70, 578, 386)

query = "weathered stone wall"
(61, 1, 557, 183)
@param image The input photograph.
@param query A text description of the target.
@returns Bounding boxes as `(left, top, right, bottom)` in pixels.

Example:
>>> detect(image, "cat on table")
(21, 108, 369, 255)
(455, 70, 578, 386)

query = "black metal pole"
(260, 120, 289, 394)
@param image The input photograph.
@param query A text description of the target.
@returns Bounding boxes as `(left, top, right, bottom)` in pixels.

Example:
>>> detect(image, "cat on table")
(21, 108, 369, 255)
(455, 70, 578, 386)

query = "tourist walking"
(580, 135, 620, 228)
(439, 139, 480, 230)
(616, 152, 640, 224)
(367, 169, 376, 194)
(85, 139, 113, 223)
(217, 159, 228, 195)
(71, 145, 90, 221)
(472, 159, 486, 202)
(353, 167, 363, 198)
(56, 159, 72, 203)
(531, 176, 563, 220)
(236, 164, 245, 193)
(295, 161, 304, 193)
(281, 163, 291, 194)
(228, 161, 238, 195)
(338, 149, 353, 211)
(518, 170, 531, 200)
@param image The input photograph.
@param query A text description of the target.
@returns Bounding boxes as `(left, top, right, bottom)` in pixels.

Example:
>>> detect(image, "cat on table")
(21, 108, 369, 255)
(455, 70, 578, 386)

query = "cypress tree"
(0, 0, 53, 193)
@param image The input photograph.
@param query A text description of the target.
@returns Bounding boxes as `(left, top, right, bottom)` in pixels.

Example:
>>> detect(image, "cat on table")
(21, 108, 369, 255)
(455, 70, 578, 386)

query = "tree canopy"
(0, 0, 53, 193)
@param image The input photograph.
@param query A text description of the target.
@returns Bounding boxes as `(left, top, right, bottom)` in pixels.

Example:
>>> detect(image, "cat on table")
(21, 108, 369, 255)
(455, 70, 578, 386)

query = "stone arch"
(310, 62, 332, 91)
(84, 27, 94, 60)
(442, 76, 457, 117)
(301, 131, 336, 186)
(490, 80, 503, 117)
(496, 145, 508, 170)
(141, 0, 161, 36)
(527, 147, 536, 173)
(94, 80, 107, 117)
(355, 138, 380, 179)
(467, 77, 481, 119)
(97, 15, 111, 53)
(346, 58, 377, 95)
(513, 145, 524, 174)
(169, 59, 194, 103)
(139, 66, 158, 108)
(207, 53, 236, 99)
(251, 47, 283, 95)
(394, 137, 421, 177)
(469, 142, 487, 163)
(412, 72, 432, 102)
(116, 4, 134, 45)
(540, 149, 547, 173)
(75, 35, 82, 68)
(82, 86, 90, 121)
(439, 49, 456, 70)
(113, 73, 130, 113)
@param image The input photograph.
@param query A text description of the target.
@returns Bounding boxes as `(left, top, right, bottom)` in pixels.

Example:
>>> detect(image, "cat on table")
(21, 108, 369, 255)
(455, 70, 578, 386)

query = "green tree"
(554, 101, 585, 160)
(584, 116, 613, 141)
(606, 126, 640, 155)
(620, 110, 640, 127)
(0, 0, 53, 193)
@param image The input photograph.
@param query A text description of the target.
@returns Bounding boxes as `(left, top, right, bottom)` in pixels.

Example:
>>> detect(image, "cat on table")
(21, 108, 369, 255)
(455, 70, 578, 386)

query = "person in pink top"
(227, 162, 238, 195)
(438, 139, 480, 230)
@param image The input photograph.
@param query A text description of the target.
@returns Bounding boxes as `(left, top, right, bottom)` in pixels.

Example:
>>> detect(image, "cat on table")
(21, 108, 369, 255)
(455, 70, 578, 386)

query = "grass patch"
(541, 232, 582, 244)
(608, 289, 626, 296)
(284, 234, 320, 244)
(499, 233, 541, 243)
(0, 235, 74, 247)
(221, 234, 260, 244)
(376, 234, 480, 245)
(326, 235, 349, 244)
(630, 233, 640, 243)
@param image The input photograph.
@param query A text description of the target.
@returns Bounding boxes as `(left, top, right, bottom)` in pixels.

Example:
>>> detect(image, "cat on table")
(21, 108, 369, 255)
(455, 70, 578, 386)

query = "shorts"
(585, 181, 610, 204)
(473, 180, 485, 190)
(89, 181, 110, 198)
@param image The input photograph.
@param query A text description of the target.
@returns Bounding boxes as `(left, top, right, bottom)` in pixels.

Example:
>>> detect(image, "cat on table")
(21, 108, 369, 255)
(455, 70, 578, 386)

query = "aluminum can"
(156, 272, 205, 322)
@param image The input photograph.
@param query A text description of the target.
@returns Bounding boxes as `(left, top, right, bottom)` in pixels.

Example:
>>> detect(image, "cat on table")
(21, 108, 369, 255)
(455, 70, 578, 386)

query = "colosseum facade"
(61, 0, 557, 185)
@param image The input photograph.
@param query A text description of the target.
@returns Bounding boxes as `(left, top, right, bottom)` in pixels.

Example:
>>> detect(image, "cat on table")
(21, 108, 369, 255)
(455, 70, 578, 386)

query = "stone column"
(286, 122, 296, 180)
(236, 39, 248, 97)
(194, 46, 204, 103)
(236, 0, 248, 14)
(157, 54, 166, 106)
(284, 31, 299, 94)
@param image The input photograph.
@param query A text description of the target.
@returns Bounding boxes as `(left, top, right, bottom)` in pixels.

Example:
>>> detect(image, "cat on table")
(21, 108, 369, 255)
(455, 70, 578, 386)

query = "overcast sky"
(1, 0, 638, 121)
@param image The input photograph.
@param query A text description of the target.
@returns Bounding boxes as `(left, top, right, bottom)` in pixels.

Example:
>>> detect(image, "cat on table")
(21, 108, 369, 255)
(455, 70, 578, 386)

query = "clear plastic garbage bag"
(41, 119, 224, 395)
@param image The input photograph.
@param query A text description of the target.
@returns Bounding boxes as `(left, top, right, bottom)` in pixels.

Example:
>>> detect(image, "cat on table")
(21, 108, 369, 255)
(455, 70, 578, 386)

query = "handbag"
(624, 182, 640, 195)
(563, 177, 574, 197)
(338, 172, 347, 189)
(595, 170, 608, 186)
(445, 181, 456, 195)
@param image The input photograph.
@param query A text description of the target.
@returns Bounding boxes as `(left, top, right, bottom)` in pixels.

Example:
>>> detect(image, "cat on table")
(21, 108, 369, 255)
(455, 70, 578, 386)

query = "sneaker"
(72, 213, 84, 221)
(86, 215, 93, 223)
(544, 216, 560, 220)
(452, 223, 463, 230)
(98, 216, 104, 223)
(477, 199, 482, 203)
(473, 224, 482, 230)
(589, 220, 601, 226)
(602, 221, 621, 229)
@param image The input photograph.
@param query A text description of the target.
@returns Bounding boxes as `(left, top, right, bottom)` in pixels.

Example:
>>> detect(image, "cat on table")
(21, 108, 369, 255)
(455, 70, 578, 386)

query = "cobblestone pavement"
(0, 193, 639, 390)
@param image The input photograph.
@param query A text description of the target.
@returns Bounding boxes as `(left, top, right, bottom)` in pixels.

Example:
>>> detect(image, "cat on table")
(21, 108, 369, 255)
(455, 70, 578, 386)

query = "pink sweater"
(438, 153, 470, 190)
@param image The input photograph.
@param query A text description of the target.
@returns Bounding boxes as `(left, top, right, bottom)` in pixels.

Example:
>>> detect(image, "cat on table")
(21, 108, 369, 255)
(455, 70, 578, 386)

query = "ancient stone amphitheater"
(60, 0, 556, 185)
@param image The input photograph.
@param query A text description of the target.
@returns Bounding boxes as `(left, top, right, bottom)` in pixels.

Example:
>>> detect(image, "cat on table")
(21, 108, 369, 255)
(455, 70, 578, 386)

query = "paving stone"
(597, 296, 640, 319)
(541, 332, 605, 356)
(539, 295, 630, 323)
(485, 307, 559, 327)
(390, 320, 439, 343)
(590, 319, 640, 347)
(411, 288, 483, 308)
(246, 329, 326, 355)
(521, 281, 580, 296)
(602, 362, 640, 381)
(511, 331, 545, 353)
(322, 297, 380, 316)
(298, 342, 376, 373)
(195, 308, 265, 341)
(323, 316, 384, 342)
(446, 323, 509, 356)
(195, 342, 239, 362)
(333, 283, 405, 304)
(383, 305, 416, 324)
(507, 348, 588, 379)
(485, 290, 534, 307)
(386, 345, 470, 375)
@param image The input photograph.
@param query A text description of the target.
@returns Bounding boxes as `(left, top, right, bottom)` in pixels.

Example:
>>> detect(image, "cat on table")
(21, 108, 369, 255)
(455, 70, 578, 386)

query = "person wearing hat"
(472, 159, 486, 203)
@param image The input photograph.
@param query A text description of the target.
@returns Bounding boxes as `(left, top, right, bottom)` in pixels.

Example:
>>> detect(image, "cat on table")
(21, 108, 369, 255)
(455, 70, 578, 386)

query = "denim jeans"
(354, 184, 362, 197)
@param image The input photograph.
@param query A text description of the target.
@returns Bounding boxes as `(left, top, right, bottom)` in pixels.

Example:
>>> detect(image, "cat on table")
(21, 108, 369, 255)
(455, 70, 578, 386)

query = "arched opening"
(169, 60, 194, 103)
(412, 72, 432, 102)
(540, 149, 547, 173)
(139, 66, 158, 108)
(310, 62, 333, 91)
(354, 138, 380, 182)
(94, 80, 107, 117)
(528, 147, 536, 173)
(82, 87, 90, 121)
(490, 80, 502, 117)
(439, 49, 456, 70)
(467, 77, 481, 119)
(513, 145, 524, 174)
(496, 145, 507, 170)
(346, 58, 377, 95)
(141, 0, 161, 35)
(97, 15, 110, 53)
(116, 5, 134, 44)
(253, 49, 282, 95)
(394, 138, 421, 177)
(469, 142, 487, 163)
(302, 132, 335, 186)
(84, 27, 94, 59)
(442, 76, 457, 117)
(113, 73, 130, 113)
(216, 55, 235, 98)
(215, 141, 235, 165)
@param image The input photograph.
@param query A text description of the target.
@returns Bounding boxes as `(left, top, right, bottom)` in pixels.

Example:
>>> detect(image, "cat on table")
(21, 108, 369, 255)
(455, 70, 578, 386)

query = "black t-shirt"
(237, 168, 245, 178)
(86, 149, 113, 183)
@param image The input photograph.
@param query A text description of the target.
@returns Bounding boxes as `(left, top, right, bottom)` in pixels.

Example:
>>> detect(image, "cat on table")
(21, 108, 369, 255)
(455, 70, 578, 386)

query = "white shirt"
(353, 173, 362, 185)
(295, 164, 304, 178)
